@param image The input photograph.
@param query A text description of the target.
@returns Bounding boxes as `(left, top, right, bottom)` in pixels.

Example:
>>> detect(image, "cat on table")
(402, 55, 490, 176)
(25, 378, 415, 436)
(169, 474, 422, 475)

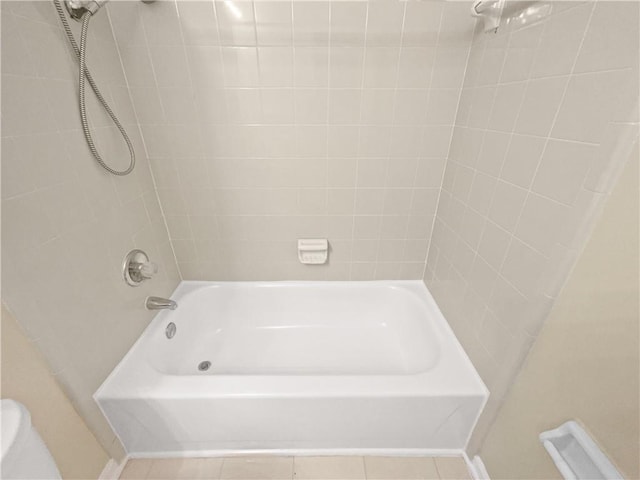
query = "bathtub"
(95, 281, 487, 457)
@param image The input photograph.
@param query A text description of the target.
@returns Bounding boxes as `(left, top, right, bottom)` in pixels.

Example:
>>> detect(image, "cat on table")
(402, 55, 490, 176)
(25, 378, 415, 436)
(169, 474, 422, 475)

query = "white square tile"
(467, 255, 499, 302)
(366, 2, 405, 47)
(515, 193, 571, 256)
(327, 189, 356, 215)
(469, 172, 497, 214)
(255, 1, 292, 46)
(359, 126, 392, 158)
(390, 126, 426, 158)
(421, 126, 454, 158)
(395, 90, 429, 125)
(488, 83, 526, 132)
(500, 238, 548, 295)
(383, 189, 413, 215)
(187, 46, 225, 89)
(225, 88, 262, 124)
(330, 3, 367, 46)
(261, 89, 295, 124)
(328, 89, 362, 125)
(140, 0, 182, 46)
(329, 47, 365, 88)
(294, 47, 329, 87)
(467, 86, 496, 130)
(363, 47, 401, 88)
(530, 4, 592, 78)
(216, 1, 256, 46)
(352, 239, 379, 261)
(476, 131, 510, 177)
(177, 1, 219, 46)
(415, 157, 446, 189)
(386, 158, 418, 188)
(295, 89, 328, 125)
(361, 89, 396, 125)
(430, 46, 469, 89)
(424, 89, 459, 126)
(531, 139, 596, 205)
(478, 220, 511, 270)
(354, 189, 385, 215)
(149, 45, 191, 88)
(222, 47, 260, 87)
(500, 134, 546, 189)
(488, 181, 527, 233)
(551, 69, 637, 144)
(258, 47, 294, 87)
(353, 216, 382, 239)
(397, 47, 436, 88)
(328, 126, 359, 158)
(293, 2, 329, 46)
(574, 2, 639, 73)
(357, 158, 388, 188)
(514, 76, 567, 137)
(402, 2, 442, 46)
(380, 215, 410, 239)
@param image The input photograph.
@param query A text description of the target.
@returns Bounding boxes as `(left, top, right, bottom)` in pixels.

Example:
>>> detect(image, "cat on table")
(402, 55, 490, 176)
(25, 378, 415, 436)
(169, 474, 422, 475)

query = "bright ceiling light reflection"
(224, 0, 242, 20)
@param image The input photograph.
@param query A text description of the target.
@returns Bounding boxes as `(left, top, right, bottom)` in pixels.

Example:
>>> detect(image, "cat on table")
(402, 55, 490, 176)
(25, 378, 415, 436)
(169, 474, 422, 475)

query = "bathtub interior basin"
(95, 281, 487, 456)
(150, 282, 441, 376)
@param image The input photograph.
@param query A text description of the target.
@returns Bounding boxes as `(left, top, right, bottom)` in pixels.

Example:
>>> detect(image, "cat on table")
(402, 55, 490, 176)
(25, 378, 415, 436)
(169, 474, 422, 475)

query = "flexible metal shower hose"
(53, 0, 135, 176)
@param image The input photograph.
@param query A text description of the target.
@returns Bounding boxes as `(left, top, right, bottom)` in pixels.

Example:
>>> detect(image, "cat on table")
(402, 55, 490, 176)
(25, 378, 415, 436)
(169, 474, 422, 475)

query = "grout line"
(347, 1, 369, 281)
(499, 1, 596, 279)
(106, 1, 183, 281)
(421, 4, 463, 282)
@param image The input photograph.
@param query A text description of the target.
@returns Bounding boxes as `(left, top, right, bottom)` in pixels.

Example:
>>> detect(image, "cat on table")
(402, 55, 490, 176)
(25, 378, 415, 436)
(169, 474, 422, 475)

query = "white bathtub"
(96, 281, 487, 457)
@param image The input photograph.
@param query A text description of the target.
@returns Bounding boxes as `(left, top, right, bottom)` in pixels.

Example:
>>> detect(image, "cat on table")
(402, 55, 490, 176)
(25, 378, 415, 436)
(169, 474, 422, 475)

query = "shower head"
(64, 0, 109, 20)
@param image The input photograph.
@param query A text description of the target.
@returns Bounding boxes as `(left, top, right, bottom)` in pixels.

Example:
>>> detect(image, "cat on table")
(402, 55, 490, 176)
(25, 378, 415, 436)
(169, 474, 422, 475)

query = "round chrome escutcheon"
(165, 322, 176, 339)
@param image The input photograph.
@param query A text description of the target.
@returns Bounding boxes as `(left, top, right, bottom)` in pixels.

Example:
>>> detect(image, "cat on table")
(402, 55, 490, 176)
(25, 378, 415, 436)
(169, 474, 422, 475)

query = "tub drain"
(198, 361, 211, 371)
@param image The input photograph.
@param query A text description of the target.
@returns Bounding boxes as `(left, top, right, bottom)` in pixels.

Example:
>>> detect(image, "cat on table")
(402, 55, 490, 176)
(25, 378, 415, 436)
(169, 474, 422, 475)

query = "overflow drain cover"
(198, 361, 211, 371)
(165, 322, 176, 339)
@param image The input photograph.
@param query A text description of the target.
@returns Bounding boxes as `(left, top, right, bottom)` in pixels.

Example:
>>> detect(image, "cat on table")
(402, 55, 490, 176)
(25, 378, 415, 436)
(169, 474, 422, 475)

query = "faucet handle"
(123, 249, 159, 286)
(137, 261, 158, 279)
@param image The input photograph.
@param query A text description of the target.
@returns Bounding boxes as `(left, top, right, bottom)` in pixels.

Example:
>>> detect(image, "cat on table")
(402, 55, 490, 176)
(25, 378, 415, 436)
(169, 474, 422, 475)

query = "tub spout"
(145, 296, 177, 310)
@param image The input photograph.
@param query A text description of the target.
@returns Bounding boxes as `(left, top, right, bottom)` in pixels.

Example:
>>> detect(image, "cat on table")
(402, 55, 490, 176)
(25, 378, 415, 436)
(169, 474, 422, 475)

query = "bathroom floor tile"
(119, 459, 153, 480)
(364, 456, 440, 479)
(146, 458, 221, 479)
(294, 456, 366, 479)
(119, 455, 472, 480)
(220, 456, 294, 480)
(434, 457, 472, 480)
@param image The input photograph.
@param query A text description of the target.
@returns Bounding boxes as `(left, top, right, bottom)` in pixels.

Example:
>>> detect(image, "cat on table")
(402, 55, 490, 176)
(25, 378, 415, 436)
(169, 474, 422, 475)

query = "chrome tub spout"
(146, 296, 177, 310)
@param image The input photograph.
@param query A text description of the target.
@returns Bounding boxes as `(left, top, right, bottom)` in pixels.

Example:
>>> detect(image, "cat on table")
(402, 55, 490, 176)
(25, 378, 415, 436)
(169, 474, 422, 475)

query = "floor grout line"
(120, 455, 471, 480)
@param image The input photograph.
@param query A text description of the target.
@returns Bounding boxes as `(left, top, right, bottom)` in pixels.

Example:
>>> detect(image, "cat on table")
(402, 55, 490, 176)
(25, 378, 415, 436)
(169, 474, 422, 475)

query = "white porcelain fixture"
(540, 421, 623, 480)
(0, 399, 61, 480)
(95, 281, 487, 456)
(298, 239, 329, 265)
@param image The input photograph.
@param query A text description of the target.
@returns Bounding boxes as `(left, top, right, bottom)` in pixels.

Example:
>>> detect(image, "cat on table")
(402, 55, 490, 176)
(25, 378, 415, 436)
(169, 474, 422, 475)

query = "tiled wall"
(106, 0, 475, 280)
(480, 146, 639, 480)
(1, 1, 180, 459)
(423, 1, 639, 451)
(3, 0, 639, 463)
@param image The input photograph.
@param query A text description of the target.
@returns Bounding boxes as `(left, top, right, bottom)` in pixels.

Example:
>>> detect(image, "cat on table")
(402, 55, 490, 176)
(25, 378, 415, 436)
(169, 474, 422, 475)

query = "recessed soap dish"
(298, 239, 328, 265)
(540, 420, 623, 480)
